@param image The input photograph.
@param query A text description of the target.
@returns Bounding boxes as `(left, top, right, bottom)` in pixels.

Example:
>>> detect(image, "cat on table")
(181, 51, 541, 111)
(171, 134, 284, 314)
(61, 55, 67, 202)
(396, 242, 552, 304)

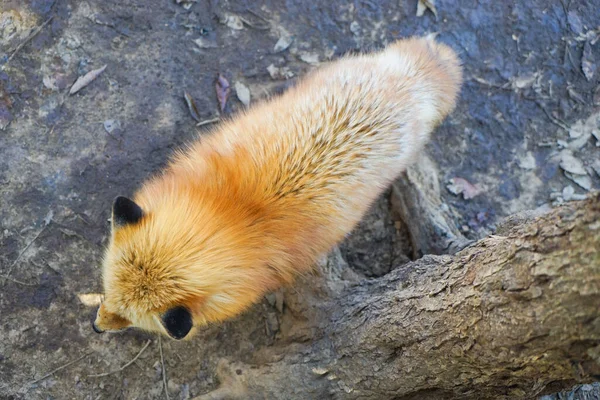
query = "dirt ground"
(0, 0, 599, 399)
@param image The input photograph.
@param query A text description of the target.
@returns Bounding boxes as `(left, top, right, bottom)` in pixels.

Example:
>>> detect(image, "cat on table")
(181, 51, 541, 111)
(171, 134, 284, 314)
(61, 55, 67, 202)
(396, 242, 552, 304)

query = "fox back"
(93, 37, 462, 339)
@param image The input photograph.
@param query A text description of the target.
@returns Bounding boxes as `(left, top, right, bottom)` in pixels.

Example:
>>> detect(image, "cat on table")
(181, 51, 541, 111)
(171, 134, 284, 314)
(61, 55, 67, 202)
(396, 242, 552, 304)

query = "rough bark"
(391, 155, 473, 257)
(194, 193, 600, 400)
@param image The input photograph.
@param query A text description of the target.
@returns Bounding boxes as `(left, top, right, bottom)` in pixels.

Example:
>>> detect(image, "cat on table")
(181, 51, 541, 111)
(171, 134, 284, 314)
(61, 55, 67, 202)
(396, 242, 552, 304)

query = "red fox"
(92, 37, 462, 340)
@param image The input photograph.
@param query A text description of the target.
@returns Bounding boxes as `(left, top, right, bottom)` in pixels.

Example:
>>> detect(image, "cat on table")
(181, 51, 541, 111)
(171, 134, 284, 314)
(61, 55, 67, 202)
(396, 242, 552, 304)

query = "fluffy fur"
(94, 37, 462, 339)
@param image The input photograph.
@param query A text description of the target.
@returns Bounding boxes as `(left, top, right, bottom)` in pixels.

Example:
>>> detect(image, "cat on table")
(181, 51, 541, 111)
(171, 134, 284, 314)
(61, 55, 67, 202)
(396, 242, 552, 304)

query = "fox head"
(92, 188, 296, 340)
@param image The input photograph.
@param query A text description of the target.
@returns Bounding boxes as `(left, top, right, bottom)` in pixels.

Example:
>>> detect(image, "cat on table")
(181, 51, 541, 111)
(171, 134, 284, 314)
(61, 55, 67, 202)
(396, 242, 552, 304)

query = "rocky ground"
(0, 0, 599, 399)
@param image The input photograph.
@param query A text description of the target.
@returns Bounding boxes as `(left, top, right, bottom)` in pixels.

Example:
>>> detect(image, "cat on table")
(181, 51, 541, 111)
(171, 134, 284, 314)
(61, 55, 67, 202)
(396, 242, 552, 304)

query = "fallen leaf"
(567, 11, 584, 35)
(567, 86, 586, 104)
(78, 293, 104, 307)
(511, 72, 539, 90)
(582, 41, 597, 81)
(196, 117, 220, 127)
(416, 0, 437, 18)
(299, 52, 319, 65)
(222, 14, 244, 30)
(273, 34, 293, 53)
(561, 185, 587, 201)
(562, 185, 575, 201)
(565, 172, 592, 191)
(267, 64, 294, 80)
(592, 160, 600, 177)
(0, 102, 12, 130)
(183, 91, 201, 122)
(446, 177, 482, 200)
(103, 119, 121, 133)
(69, 64, 107, 95)
(194, 37, 218, 49)
(234, 81, 251, 107)
(350, 21, 361, 36)
(518, 152, 536, 170)
(567, 112, 600, 149)
(215, 74, 231, 112)
(592, 129, 600, 147)
(559, 150, 587, 175)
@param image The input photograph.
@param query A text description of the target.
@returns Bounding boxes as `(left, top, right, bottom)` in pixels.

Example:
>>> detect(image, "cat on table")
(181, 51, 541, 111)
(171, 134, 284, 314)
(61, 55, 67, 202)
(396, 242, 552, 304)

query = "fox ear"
(160, 306, 193, 340)
(112, 196, 144, 228)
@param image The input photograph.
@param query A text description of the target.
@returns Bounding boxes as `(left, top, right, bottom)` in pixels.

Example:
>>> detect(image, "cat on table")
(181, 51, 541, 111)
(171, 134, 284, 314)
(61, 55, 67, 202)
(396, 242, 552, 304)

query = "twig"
(471, 76, 511, 91)
(3, 224, 49, 285)
(196, 117, 220, 127)
(87, 339, 152, 377)
(0, 275, 37, 286)
(6, 17, 54, 66)
(535, 101, 570, 131)
(159, 336, 170, 400)
(28, 352, 92, 385)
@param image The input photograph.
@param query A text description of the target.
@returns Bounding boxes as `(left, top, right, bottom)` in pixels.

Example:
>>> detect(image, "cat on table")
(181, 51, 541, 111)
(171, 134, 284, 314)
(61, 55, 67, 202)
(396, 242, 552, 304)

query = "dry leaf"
(582, 41, 597, 81)
(0, 86, 13, 131)
(183, 91, 201, 122)
(567, 86, 586, 104)
(518, 152, 536, 170)
(592, 160, 600, 177)
(511, 72, 538, 90)
(234, 81, 251, 107)
(567, 11, 583, 35)
(267, 64, 294, 80)
(416, 0, 437, 18)
(215, 74, 231, 112)
(78, 293, 104, 307)
(446, 177, 482, 200)
(222, 14, 244, 30)
(103, 119, 121, 133)
(194, 37, 218, 49)
(69, 64, 107, 95)
(565, 172, 592, 191)
(299, 52, 319, 65)
(559, 150, 587, 175)
(273, 34, 293, 53)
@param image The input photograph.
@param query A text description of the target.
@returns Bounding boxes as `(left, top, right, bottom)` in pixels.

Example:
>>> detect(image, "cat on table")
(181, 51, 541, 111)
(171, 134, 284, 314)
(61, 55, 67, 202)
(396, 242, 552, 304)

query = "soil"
(0, 0, 599, 399)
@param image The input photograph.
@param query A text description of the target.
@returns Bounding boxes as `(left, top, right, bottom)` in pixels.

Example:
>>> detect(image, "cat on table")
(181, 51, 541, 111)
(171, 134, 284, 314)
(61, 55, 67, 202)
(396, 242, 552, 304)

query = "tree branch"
(194, 193, 600, 400)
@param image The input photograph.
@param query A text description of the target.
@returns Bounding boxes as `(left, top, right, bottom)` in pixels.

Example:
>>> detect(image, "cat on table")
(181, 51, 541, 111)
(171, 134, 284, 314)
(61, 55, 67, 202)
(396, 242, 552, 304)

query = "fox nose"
(92, 321, 104, 334)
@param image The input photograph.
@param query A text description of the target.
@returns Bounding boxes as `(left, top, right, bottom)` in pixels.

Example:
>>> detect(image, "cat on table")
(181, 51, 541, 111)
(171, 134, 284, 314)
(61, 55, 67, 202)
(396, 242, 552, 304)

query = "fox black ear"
(112, 196, 144, 227)
(160, 306, 193, 340)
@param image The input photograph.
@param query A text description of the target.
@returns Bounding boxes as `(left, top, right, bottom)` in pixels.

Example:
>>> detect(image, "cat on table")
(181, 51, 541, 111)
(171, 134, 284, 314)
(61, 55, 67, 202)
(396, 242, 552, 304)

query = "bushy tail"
(385, 36, 463, 124)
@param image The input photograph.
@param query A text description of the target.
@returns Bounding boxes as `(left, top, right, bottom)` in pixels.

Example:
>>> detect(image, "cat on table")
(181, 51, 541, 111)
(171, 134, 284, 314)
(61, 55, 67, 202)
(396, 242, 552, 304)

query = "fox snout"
(92, 303, 132, 333)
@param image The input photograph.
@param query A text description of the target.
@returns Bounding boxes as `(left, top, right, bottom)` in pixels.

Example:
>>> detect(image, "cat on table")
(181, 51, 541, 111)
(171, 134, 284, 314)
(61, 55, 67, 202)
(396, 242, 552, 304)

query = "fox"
(92, 36, 462, 340)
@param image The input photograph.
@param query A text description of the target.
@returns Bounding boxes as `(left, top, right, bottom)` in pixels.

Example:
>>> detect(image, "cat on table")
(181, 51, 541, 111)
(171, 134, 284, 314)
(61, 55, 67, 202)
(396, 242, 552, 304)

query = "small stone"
(167, 379, 180, 393)
(265, 293, 276, 307)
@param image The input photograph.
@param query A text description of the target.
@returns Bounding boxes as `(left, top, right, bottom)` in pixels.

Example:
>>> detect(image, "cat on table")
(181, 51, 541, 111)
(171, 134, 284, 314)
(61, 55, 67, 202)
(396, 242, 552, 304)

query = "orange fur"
(94, 37, 462, 338)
